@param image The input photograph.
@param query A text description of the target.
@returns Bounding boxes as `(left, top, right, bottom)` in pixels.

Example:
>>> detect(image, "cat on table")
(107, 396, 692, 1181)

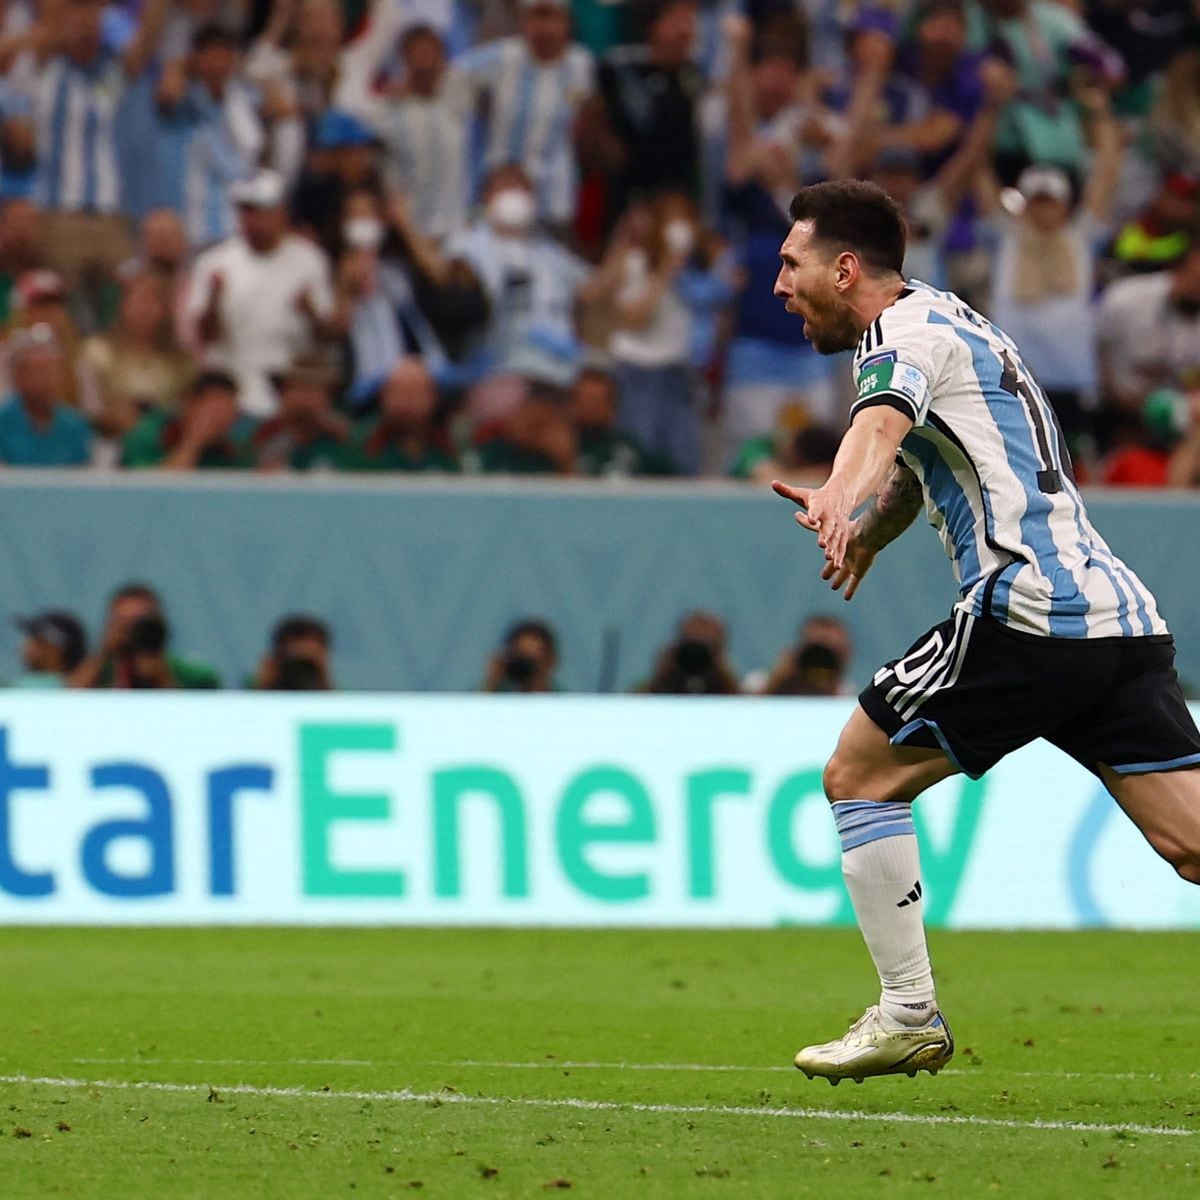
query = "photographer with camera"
(761, 614, 854, 697)
(68, 583, 221, 689)
(640, 610, 741, 696)
(252, 615, 336, 691)
(482, 619, 560, 694)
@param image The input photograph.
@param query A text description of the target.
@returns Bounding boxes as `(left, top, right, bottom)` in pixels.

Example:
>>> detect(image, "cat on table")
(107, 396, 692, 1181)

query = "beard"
(805, 295, 863, 355)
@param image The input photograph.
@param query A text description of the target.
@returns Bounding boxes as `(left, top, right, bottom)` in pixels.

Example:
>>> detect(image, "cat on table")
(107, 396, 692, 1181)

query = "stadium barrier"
(1, 692, 1196, 929)
(0, 473, 1196, 695)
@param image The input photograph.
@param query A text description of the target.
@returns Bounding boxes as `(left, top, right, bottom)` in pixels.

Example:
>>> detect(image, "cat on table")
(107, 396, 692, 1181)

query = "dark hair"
(272, 614, 331, 653)
(575, 366, 617, 397)
(788, 181, 907, 275)
(400, 23, 443, 53)
(110, 582, 161, 609)
(188, 369, 239, 398)
(505, 618, 557, 658)
(191, 23, 238, 53)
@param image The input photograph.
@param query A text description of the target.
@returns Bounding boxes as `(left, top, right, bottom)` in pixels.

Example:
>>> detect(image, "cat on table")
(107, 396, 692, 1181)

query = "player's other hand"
(820, 527, 877, 602)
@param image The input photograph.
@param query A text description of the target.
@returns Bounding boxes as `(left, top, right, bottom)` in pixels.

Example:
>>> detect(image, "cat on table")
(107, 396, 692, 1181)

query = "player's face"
(774, 221, 862, 355)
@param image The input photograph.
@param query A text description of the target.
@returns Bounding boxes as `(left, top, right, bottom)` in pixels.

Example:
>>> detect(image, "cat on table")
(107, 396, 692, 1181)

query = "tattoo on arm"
(858, 463, 924, 552)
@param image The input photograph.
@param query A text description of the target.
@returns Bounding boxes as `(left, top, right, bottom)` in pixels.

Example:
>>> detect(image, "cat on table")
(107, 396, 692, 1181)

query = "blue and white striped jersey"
(34, 53, 128, 213)
(448, 37, 593, 225)
(851, 280, 1167, 640)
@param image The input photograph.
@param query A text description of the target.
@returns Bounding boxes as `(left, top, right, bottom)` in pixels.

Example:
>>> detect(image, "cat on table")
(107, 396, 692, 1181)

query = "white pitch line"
(1, 1074, 1194, 1140)
(54, 1056, 1162, 1081)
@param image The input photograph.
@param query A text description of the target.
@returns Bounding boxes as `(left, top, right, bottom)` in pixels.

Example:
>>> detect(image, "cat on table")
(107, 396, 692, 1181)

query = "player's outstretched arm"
(772, 405, 913, 572)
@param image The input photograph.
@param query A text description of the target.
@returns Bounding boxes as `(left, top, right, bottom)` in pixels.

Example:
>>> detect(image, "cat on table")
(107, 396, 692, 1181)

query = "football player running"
(771, 180, 1200, 1085)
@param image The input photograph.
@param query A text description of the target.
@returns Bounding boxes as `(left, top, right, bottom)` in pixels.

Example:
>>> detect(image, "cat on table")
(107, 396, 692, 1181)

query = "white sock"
(832, 800, 936, 1027)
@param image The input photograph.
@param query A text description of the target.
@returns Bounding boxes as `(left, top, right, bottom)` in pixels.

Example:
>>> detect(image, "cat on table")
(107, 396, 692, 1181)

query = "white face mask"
(663, 219, 695, 256)
(487, 188, 536, 233)
(343, 217, 385, 250)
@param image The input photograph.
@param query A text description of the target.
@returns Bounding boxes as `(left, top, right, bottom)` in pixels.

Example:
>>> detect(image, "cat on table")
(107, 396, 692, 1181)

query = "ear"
(834, 251, 861, 294)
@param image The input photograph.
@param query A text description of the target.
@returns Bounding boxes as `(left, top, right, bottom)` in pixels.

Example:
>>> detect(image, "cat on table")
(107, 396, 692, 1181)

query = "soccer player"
(771, 180, 1200, 1085)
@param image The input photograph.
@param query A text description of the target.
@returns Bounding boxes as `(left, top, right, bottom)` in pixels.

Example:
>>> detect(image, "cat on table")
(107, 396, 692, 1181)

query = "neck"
(850, 274, 907, 335)
(22, 397, 54, 428)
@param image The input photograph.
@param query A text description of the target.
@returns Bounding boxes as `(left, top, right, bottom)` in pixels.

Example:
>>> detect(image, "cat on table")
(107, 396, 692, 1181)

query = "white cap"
(1017, 165, 1071, 205)
(229, 169, 287, 209)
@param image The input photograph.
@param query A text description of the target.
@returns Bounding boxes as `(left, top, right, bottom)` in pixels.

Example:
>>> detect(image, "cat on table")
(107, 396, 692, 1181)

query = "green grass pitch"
(1, 927, 1197, 1198)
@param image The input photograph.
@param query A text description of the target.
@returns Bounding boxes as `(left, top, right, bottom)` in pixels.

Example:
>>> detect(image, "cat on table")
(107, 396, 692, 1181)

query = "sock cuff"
(832, 799, 915, 851)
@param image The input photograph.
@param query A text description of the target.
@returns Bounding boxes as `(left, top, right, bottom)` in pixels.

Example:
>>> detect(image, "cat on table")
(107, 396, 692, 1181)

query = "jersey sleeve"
(850, 313, 939, 427)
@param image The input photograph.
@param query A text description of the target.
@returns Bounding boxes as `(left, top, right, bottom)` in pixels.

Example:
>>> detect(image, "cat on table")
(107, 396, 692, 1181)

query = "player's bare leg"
(1100, 765, 1200, 885)
(795, 706, 960, 1084)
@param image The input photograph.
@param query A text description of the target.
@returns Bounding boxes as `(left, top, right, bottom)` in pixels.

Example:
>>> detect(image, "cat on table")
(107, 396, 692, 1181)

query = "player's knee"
(1148, 832, 1200, 884)
(823, 754, 865, 804)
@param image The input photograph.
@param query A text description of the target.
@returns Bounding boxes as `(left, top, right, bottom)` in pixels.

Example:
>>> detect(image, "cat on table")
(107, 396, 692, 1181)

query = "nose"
(773, 272, 789, 298)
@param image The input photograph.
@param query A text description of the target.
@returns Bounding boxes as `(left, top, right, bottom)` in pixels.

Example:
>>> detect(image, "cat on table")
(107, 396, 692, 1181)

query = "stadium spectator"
(245, 0, 347, 126)
(79, 270, 193, 443)
(0, 323, 91, 465)
(482, 618, 560, 692)
(1098, 405, 1172, 485)
(184, 168, 336, 417)
(69, 582, 221, 689)
(29, 0, 170, 326)
(5, 266, 86, 406)
(345, 24, 467, 241)
(758, 613, 854, 697)
(121, 368, 252, 469)
(988, 85, 1123, 447)
(568, 365, 660, 477)
(590, 191, 733, 475)
(731, 419, 842, 483)
(292, 107, 381, 252)
(1166, 387, 1200, 487)
(472, 384, 577, 474)
(448, 0, 593, 230)
(252, 613, 335, 690)
(451, 164, 593, 417)
(252, 352, 350, 470)
(332, 192, 408, 410)
(640, 609, 740, 695)
(1108, 170, 1200, 275)
(344, 356, 458, 471)
(10, 609, 87, 687)
(592, 0, 704, 217)
(0, 198, 45, 322)
(156, 22, 305, 249)
(975, 0, 1123, 183)
(133, 208, 193, 334)
(1097, 241, 1200, 413)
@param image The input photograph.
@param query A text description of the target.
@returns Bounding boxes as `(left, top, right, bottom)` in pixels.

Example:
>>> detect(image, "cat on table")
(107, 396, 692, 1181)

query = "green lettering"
(300, 723, 403, 896)
(916, 774, 987, 924)
(686, 768, 752, 898)
(432, 767, 528, 898)
(557, 766, 655, 902)
(767, 769, 855, 923)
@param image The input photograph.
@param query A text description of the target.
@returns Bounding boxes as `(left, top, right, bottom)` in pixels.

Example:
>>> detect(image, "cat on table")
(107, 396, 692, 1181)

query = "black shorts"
(859, 610, 1200, 779)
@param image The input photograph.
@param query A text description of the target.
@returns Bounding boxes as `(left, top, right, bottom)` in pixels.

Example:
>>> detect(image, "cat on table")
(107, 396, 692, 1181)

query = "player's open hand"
(772, 478, 854, 571)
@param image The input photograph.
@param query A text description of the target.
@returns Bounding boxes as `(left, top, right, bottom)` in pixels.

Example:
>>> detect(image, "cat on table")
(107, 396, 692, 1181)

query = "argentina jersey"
(850, 279, 1166, 640)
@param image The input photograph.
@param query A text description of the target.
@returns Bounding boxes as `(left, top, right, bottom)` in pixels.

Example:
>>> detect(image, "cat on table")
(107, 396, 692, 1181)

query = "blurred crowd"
(1, 0, 1200, 483)
(10, 585, 855, 692)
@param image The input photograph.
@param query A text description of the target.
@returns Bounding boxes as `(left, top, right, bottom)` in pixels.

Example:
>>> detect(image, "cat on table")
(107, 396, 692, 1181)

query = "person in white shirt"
(184, 169, 336, 417)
